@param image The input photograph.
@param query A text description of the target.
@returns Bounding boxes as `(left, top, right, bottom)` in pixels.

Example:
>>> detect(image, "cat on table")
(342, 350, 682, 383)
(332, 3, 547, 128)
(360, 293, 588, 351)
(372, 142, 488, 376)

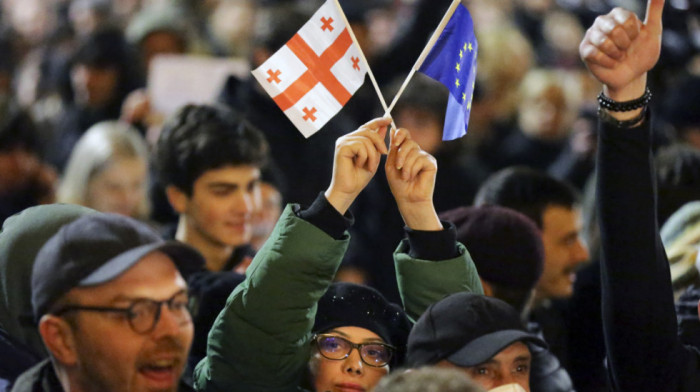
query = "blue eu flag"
(418, 4, 477, 141)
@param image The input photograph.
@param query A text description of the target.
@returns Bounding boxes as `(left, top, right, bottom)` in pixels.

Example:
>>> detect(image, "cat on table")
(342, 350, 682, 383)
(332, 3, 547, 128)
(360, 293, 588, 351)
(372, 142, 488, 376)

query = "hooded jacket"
(0, 204, 97, 388)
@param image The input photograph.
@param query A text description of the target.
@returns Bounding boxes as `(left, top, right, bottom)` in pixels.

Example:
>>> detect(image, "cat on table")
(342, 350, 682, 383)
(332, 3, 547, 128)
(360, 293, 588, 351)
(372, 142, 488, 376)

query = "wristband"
(598, 105, 647, 129)
(597, 87, 652, 112)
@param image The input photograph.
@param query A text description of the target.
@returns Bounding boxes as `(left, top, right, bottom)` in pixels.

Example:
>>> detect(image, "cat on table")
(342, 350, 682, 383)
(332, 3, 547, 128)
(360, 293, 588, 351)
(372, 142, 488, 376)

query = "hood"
(0, 204, 97, 357)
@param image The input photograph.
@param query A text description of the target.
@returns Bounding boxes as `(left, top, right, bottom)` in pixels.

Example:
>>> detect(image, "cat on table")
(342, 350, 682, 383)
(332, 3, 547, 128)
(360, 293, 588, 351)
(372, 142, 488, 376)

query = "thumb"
(644, 0, 664, 36)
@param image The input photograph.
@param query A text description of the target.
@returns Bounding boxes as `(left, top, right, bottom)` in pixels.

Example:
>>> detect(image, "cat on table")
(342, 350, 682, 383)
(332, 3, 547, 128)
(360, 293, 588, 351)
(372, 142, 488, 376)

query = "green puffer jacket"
(194, 204, 481, 392)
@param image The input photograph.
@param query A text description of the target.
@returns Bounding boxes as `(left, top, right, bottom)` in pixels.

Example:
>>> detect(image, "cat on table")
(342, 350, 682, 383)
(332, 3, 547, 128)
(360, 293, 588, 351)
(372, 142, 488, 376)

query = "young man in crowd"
(474, 167, 588, 368)
(406, 292, 547, 392)
(154, 104, 268, 273)
(11, 213, 204, 392)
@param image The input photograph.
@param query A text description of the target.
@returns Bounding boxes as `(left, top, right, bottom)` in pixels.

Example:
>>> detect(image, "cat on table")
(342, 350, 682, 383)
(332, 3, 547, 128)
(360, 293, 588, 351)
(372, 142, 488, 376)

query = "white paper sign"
(148, 54, 250, 116)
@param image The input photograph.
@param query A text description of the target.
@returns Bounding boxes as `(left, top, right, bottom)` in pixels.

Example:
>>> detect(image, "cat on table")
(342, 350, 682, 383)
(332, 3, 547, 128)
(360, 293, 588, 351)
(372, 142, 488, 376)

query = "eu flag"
(418, 4, 477, 140)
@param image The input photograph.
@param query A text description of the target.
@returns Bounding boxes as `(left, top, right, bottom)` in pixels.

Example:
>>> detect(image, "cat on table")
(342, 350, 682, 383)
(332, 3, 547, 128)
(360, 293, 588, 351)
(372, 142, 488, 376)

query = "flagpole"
(384, 0, 462, 116)
(331, 0, 397, 129)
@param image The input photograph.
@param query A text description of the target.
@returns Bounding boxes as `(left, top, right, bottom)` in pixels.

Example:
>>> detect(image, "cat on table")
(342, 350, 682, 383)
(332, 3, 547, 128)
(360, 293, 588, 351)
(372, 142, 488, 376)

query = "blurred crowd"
(1, 0, 699, 391)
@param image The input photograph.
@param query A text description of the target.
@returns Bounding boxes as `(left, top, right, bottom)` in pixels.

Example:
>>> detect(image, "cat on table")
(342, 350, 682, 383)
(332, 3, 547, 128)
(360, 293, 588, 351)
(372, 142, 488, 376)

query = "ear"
(165, 185, 189, 214)
(480, 278, 494, 297)
(38, 315, 78, 366)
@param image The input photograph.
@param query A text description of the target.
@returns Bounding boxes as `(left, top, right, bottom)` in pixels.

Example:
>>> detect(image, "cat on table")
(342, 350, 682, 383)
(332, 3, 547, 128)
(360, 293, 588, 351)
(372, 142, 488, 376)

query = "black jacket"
(597, 115, 700, 392)
(11, 360, 195, 392)
(0, 328, 41, 391)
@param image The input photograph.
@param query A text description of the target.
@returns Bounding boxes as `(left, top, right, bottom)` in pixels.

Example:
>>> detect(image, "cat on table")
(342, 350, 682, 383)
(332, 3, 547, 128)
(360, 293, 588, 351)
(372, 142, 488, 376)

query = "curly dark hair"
(154, 104, 269, 195)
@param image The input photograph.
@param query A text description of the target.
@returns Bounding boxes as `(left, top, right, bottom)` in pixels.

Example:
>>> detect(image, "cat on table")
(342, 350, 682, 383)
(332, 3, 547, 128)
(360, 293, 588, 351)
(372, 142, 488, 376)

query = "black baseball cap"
(32, 213, 205, 319)
(406, 292, 547, 367)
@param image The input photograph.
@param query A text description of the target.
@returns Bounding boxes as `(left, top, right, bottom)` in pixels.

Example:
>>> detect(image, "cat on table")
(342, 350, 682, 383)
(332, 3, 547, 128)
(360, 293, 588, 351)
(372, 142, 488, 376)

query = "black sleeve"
(597, 114, 693, 391)
(404, 221, 459, 261)
(294, 192, 353, 240)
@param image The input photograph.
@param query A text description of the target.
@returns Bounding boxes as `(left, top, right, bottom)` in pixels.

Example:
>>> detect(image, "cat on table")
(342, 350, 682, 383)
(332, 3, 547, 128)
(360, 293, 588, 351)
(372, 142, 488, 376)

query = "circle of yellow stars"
(454, 41, 475, 110)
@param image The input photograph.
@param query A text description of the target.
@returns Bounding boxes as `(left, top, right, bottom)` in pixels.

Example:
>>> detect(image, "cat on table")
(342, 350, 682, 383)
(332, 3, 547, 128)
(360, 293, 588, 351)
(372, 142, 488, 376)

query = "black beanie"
(313, 282, 411, 365)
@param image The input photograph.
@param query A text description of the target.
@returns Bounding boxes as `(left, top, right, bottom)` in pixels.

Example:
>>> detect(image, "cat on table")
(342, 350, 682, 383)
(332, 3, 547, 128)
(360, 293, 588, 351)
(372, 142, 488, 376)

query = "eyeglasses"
(53, 290, 191, 334)
(313, 334, 395, 367)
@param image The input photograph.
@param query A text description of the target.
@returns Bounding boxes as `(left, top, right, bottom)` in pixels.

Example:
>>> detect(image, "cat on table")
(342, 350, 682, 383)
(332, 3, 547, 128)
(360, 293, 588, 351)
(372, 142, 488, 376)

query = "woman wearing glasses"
(192, 117, 481, 392)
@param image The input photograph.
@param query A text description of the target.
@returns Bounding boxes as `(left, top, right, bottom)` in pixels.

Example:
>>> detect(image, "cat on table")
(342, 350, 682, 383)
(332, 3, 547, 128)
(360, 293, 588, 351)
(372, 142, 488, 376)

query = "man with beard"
(11, 213, 204, 392)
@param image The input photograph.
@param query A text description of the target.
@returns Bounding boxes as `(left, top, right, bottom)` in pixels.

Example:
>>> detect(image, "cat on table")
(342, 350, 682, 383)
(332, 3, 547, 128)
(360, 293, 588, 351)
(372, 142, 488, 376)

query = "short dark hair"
(474, 166, 579, 228)
(388, 73, 447, 126)
(0, 108, 42, 154)
(154, 104, 268, 195)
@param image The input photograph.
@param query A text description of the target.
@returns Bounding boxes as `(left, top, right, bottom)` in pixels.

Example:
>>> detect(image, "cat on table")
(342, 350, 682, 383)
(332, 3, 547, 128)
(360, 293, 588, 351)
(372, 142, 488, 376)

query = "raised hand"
(324, 117, 391, 215)
(579, 0, 664, 101)
(386, 128, 441, 231)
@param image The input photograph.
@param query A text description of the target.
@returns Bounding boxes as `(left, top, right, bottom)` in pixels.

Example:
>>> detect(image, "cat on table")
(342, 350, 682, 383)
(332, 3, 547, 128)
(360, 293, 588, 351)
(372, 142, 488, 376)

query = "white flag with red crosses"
(251, 0, 367, 138)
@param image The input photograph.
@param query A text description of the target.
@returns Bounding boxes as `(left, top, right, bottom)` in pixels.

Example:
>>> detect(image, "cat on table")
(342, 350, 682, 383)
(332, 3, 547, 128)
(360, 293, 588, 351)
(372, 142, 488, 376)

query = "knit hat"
(407, 292, 546, 367)
(440, 206, 544, 291)
(313, 282, 411, 365)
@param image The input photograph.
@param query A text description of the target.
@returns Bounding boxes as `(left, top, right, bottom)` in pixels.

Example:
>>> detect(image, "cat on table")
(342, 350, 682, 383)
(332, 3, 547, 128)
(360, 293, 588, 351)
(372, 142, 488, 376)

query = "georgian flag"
(251, 0, 367, 138)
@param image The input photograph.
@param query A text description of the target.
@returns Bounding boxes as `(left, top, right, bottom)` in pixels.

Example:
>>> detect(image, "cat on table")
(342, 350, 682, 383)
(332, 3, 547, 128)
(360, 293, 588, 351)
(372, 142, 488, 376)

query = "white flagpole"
(384, 0, 462, 116)
(331, 0, 397, 129)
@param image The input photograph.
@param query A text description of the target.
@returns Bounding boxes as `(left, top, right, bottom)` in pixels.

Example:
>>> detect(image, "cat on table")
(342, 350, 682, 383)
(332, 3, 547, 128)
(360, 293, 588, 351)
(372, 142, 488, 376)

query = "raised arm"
(581, 2, 700, 391)
(194, 118, 391, 392)
(386, 129, 482, 320)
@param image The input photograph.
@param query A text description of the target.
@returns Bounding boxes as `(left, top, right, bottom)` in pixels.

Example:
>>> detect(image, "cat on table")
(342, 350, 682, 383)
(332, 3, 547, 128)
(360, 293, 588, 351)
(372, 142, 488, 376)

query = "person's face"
(71, 64, 119, 108)
(250, 181, 282, 249)
(536, 206, 589, 300)
(86, 157, 147, 218)
(396, 107, 443, 155)
(60, 252, 193, 392)
(437, 341, 532, 391)
(311, 326, 390, 392)
(180, 165, 261, 251)
(140, 31, 186, 70)
(518, 85, 568, 141)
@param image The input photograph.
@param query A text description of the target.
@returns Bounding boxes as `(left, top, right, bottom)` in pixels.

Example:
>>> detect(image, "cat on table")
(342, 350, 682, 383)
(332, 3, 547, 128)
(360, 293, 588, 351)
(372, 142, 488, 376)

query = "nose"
(493, 374, 521, 390)
(571, 237, 589, 264)
(342, 347, 364, 376)
(231, 190, 255, 215)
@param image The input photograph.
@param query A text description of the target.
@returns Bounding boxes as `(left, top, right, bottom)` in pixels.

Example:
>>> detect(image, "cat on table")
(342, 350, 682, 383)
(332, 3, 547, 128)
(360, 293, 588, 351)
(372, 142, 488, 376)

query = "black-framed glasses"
(313, 334, 395, 367)
(53, 290, 191, 334)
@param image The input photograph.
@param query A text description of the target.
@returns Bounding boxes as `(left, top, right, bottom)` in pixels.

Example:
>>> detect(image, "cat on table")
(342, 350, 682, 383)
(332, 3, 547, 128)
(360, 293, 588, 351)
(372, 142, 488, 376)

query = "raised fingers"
(341, 136, 380, 171)
(355, 116, 391, 154)
(611, 7, 641, 41)
(390, 127, 410, 149)
(393, 134, 419, 171)
(580, 8, 641, 68)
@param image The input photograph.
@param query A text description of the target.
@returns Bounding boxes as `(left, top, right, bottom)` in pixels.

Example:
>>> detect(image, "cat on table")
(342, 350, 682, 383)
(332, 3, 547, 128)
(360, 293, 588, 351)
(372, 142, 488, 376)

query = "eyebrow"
(326, 329, 386, 344)
(110, 289, 188, 305)
(207, 182, 240, 190)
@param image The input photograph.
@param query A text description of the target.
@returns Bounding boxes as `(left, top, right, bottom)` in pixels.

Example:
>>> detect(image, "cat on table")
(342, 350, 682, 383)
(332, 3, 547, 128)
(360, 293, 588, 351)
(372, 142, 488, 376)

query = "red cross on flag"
(251, 0, 367, 138)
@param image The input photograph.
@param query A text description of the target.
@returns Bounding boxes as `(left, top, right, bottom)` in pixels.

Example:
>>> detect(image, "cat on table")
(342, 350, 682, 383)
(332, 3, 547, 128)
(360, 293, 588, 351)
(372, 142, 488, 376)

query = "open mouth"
(139, 359, 180, 388)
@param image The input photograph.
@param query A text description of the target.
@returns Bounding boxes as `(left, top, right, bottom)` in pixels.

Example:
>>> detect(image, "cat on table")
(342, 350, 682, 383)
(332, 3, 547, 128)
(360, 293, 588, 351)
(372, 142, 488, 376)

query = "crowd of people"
(1, 0, 700, 391)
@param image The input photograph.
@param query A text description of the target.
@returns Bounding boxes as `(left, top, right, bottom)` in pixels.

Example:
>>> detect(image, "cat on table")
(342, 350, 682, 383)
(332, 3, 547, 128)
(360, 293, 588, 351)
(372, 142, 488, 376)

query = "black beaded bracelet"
(598, 105, 647, 128)
(597, 87, 652, 112)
